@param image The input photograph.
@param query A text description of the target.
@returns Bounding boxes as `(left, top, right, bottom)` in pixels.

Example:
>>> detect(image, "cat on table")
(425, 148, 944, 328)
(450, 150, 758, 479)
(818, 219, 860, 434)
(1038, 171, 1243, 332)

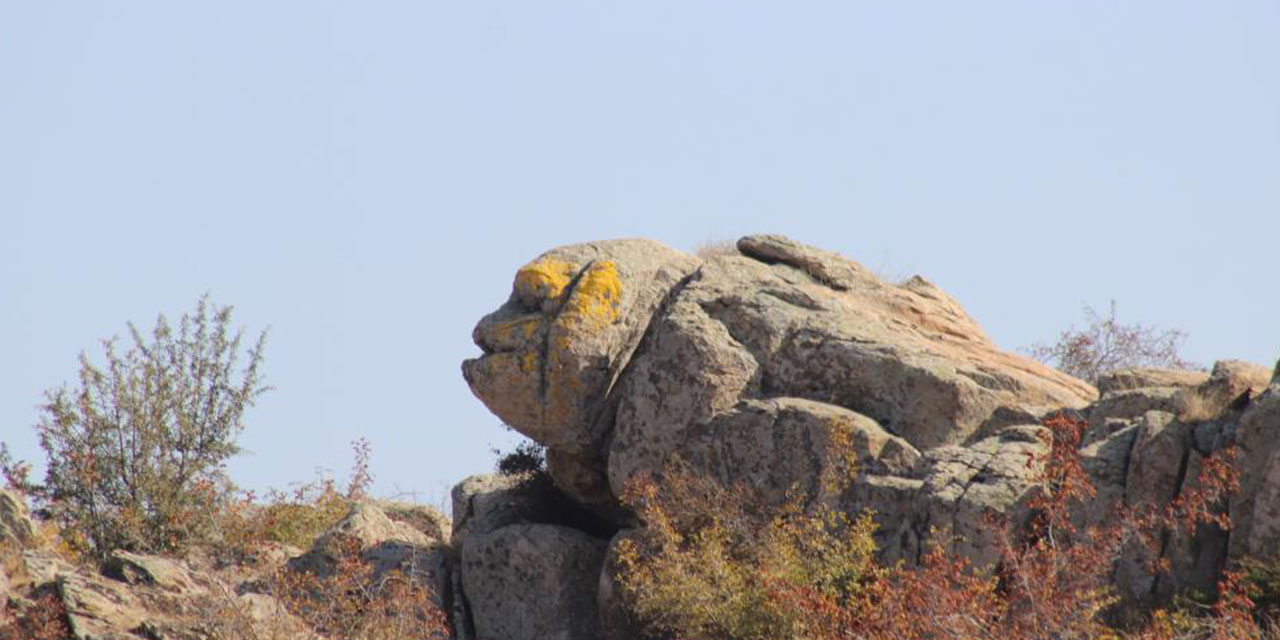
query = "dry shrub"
(1028, 301, 1195, 382)
(268, 536, 449, 640)
(0, 586, 72, 640)
(219, 479, 351, 555)
(218, 439, 375, 557)
(24, 296, 268, 560)
(616, 465, 879, 640)
(616, 415, 1262, 640)
(206, 439, 448, 640)
(1178, 388, 1224, 423)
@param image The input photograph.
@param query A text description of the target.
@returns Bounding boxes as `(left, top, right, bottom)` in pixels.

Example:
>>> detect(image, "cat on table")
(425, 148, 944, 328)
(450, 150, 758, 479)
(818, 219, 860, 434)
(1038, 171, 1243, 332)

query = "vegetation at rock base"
(1028, 300, 1196, 382)
(615, 414, 1273, 640)
(257, 536, 449, 640)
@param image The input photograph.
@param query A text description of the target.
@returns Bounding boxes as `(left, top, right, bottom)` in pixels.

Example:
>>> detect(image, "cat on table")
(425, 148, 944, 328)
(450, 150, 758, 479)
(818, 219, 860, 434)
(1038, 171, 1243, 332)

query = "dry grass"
(1178, 387, 1230, 422)
(692, 238, 739, 259)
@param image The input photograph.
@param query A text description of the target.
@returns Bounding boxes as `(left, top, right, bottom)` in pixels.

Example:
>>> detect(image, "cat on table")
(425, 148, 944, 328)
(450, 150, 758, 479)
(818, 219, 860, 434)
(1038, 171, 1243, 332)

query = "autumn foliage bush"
(616, 414, 1272, 640)
(9, 296, 269, 560)
(263, 536, 450, 640)
(1028, 301, 1195, 382)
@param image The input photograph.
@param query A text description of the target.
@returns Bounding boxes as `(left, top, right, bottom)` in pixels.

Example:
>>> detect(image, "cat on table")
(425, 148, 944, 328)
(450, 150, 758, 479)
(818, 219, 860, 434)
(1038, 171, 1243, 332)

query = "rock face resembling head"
(464, 235, 1100, 508)
(461, 239, 702, 455)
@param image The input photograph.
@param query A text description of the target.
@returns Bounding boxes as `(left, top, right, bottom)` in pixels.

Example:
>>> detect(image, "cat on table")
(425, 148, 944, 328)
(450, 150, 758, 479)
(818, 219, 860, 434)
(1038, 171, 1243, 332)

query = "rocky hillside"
(4, 234, 1278, 640)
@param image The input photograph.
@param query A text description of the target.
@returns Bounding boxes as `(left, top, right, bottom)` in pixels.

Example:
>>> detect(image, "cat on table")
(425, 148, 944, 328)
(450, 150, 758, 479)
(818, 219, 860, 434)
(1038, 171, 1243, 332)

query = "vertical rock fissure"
(1148, 435, 1195, 599)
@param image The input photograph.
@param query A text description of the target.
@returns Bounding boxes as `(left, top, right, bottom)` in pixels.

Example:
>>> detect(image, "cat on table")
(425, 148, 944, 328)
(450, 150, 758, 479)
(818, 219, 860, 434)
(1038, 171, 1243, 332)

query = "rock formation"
(3, 234, 1276, 640)
(457, 234, 1279, 640)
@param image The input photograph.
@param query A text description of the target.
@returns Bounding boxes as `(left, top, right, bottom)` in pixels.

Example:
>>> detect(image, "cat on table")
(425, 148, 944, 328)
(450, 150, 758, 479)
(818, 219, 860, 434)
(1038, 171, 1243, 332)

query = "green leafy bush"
(29, 295, 268, 558)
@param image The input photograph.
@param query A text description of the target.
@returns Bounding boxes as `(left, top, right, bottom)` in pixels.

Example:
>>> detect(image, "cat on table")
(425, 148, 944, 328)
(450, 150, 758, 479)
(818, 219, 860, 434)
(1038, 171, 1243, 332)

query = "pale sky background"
(2, 2, 1277, 506)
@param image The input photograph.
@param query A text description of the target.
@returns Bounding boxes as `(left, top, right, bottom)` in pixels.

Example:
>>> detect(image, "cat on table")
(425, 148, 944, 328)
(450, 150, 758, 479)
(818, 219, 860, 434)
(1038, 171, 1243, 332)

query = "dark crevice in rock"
(450, 561, 476, 640)
(1148, 431, 1195, 600)
(590, 267, 704, 465)
(509, 473, 620, 541)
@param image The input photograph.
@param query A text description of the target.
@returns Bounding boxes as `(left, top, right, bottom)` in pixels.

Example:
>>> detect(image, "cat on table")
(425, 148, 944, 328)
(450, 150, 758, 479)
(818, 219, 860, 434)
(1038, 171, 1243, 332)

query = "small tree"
(1028, 301, 1195, 382)
(32, 295, 268, 558)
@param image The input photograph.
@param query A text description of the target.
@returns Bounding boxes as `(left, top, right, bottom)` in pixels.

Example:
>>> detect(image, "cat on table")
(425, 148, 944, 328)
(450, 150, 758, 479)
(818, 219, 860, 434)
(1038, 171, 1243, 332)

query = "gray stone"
(1229, 385, 1280, 558)
(462, 524, 608, 640)
(452, 474, 526, 541)
(598, 530, 648, 640)
(608, 242, 1094, 494)
(58, 571, 146, 640)
(679, 397, 920, 508)
(103, 550, 205, 595)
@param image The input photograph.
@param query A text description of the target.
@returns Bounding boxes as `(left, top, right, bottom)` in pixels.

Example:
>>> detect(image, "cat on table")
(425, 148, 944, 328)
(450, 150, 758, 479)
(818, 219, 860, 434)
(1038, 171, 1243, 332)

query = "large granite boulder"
(461, 524, 608, 640)
(678, 397, 920, 508)
(608, 235, 1094, 494)
(1230, 378, 1280, 559)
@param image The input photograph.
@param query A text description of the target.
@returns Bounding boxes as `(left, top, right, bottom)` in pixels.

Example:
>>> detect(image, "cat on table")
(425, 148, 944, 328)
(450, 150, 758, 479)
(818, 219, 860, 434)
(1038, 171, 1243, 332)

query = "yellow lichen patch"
(519, 351, 538, 373)
(482, 314, 546, 351)
(514, 258, 578, 307)
(558, 260, 622, 330)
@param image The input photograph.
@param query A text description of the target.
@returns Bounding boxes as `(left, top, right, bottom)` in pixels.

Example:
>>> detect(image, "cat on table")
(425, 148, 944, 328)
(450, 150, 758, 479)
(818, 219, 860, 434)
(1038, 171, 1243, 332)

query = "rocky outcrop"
(463, 236, 1095, 540)
(458, 234, 1280, 635)
(7, 234, 1277, 640)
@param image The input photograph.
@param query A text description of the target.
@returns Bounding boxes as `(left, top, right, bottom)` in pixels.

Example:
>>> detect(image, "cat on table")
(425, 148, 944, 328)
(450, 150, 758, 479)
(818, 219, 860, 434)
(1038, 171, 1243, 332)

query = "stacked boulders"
(459, 235, 1132, 640)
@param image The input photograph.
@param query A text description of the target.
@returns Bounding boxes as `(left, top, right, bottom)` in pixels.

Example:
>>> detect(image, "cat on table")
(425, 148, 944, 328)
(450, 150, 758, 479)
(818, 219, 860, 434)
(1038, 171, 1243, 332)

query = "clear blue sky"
(2, 2, 1277, 504)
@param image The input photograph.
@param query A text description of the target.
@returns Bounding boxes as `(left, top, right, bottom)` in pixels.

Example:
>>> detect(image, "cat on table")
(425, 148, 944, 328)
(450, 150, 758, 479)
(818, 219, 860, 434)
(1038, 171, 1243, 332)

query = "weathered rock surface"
(679, 397, 920, 508)
(912, 425, 1050, 567)
(605, 236, 1095, 494)
(0, 488, 35, 548)
(103, 550, 205, 594)
(376, 498, 454, 542)
(1230, 380, 1280, 558)
(58, 570, 147, 640)
(463, 239, 701, 456)
(461, 523, 608, 640)
(464, 236, 1095, 511)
